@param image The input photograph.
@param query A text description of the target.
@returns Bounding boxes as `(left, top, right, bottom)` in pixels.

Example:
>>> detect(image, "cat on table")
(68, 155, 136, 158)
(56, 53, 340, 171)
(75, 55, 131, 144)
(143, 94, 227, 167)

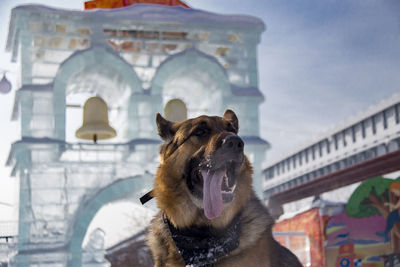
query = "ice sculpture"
(82, 228, 109, 266)
(6, 3, 268, 266)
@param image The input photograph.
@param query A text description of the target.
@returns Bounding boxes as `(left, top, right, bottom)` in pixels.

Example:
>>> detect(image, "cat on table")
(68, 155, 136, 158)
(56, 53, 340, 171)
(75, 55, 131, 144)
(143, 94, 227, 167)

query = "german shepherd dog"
(146, 110, 302, 267)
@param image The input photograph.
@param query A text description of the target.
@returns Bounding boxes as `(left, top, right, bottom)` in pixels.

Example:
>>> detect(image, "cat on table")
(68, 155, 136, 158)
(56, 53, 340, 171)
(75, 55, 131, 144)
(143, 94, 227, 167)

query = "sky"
(0, 0, 399, 223)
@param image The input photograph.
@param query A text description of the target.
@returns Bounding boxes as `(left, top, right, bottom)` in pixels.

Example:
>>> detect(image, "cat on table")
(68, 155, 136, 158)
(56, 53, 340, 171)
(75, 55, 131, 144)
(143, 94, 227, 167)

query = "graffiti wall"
(326, 212, 389, 267)
(326, 177, 400, 267)
(274, 176, 400, 267)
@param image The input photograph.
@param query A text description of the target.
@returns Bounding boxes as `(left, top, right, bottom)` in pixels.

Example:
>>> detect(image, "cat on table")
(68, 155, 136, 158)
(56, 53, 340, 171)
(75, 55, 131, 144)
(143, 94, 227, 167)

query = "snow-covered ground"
(83, 201, 157, 249)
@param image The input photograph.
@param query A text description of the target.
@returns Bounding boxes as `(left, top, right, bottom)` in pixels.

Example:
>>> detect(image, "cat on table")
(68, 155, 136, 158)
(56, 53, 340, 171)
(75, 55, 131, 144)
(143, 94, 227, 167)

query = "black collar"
(164, 213, 242, 267)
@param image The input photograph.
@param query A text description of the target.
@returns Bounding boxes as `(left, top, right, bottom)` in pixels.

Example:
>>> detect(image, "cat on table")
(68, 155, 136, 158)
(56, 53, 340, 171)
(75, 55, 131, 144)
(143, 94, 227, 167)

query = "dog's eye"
(193, 128, 209, 137)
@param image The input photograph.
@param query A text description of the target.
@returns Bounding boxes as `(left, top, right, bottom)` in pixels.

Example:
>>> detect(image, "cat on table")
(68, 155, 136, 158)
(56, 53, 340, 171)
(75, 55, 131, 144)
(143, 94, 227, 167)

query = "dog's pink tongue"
(201, 169, 225, 220)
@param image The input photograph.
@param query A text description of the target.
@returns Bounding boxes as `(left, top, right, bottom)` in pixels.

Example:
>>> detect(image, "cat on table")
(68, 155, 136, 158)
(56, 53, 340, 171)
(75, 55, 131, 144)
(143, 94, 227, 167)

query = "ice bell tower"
(6, 3, 268, 266)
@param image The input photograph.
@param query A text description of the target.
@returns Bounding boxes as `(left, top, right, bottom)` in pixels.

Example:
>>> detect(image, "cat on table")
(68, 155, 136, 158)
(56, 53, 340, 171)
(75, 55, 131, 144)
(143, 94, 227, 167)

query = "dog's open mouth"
(189, 158, 241, 220)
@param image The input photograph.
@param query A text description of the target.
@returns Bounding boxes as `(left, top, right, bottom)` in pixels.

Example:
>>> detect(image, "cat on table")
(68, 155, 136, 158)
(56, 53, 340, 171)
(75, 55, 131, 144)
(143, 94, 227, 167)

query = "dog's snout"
(222, 135, 244, 153)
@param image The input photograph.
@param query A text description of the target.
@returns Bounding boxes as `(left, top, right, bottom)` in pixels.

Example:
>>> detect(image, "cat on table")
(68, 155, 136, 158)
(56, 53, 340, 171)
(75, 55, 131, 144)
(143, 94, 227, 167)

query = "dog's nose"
(222, 135, 244, 153)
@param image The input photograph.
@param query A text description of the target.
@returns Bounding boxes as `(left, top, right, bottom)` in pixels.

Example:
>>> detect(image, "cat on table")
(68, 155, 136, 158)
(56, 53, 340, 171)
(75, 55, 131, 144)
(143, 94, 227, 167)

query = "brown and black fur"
(147, 110, 302, 267)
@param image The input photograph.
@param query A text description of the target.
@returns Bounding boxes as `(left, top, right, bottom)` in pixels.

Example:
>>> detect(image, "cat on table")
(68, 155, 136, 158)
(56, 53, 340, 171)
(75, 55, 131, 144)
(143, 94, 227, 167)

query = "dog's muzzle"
(188, 134, 244, 220)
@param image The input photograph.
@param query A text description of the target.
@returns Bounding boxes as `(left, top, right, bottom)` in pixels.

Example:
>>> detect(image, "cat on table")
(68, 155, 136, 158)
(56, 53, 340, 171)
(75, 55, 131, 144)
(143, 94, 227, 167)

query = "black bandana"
(164, 213, 242, 266)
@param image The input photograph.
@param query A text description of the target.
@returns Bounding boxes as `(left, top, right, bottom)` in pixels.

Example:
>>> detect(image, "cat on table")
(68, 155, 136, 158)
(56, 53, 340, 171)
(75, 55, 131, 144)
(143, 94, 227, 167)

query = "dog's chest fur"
(147, 195, 278, 267)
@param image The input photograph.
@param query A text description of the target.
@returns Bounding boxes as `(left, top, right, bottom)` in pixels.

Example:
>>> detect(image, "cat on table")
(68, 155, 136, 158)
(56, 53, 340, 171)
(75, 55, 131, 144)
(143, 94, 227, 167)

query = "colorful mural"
(326, 177, 400, 267)
(326, 212, 388, 267)
(274, 176, 400, 267)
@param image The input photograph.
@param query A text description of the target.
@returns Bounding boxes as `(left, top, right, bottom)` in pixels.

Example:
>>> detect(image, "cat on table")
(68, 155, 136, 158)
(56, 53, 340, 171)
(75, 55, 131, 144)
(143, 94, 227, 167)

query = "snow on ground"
(83, 201, 157, 249)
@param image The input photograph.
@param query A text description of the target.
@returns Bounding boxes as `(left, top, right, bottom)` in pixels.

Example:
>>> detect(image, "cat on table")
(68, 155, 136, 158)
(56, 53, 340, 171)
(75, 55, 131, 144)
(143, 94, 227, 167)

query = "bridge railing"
(263, 98, 400, 196)
(264, 139, 400, 199)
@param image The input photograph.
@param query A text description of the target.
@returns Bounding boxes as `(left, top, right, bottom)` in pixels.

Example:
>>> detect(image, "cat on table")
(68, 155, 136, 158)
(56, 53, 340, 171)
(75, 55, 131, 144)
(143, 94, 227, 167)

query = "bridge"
(263, 93, 400, 216)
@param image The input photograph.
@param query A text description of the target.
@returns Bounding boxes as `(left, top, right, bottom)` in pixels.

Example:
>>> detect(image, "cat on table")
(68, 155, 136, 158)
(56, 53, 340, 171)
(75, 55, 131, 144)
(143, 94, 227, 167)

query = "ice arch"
(67, 175, 153, 266)
(52, 46, 142, 140)
(151, 48, 231, 118)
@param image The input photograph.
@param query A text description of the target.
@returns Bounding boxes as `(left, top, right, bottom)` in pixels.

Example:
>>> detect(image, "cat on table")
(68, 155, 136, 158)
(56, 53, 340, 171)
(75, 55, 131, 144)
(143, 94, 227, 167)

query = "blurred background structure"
(264, 94, 400, 217)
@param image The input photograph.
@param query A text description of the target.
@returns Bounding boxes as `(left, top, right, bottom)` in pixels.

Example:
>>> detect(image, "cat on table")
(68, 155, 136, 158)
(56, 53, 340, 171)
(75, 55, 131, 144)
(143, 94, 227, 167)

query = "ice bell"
(164, 98, 187, 122)
(75, 96, 116, 143)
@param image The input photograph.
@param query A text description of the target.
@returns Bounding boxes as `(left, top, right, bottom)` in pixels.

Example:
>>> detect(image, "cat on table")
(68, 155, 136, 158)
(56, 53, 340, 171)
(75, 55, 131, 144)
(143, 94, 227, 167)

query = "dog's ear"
(223, 109, 239, 133)
(156, 113, 176, 140)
